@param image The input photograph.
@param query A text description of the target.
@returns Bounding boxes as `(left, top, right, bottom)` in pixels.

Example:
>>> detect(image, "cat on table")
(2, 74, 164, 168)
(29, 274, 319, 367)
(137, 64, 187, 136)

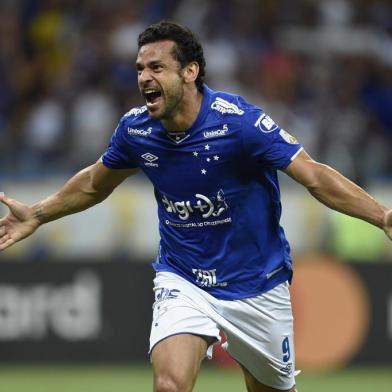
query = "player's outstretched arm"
(284, 149, 392, 240)
(0, 161, 138, 251)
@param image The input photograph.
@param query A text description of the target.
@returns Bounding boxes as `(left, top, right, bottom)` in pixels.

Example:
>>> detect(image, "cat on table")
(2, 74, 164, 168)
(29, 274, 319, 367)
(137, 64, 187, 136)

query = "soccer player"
(0, 21, 391, 392)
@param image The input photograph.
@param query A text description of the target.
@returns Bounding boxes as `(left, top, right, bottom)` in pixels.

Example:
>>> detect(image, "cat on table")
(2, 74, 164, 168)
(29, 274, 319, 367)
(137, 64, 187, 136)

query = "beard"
(151, 76, 185, 120)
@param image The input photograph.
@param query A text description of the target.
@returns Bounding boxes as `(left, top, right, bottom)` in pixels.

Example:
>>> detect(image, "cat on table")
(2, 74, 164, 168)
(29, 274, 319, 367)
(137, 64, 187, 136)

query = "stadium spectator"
(0, 0, 391, 182)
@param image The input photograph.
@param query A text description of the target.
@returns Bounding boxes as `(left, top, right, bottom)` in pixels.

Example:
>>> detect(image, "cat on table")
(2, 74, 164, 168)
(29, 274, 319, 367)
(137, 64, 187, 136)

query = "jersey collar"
(165, 85, 212, 144)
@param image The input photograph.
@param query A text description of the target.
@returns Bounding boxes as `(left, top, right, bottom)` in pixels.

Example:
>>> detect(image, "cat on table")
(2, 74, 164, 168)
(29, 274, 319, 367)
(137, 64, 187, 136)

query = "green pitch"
(0, 365, 391, 392)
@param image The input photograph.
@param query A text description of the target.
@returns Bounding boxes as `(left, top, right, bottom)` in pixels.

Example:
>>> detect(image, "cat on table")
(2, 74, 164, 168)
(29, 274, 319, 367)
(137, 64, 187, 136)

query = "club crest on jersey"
(254, 113, 278, 133)
(124, 106, 147, 117)
(211, 97, 244, 115)
(203, 124, 229, 138)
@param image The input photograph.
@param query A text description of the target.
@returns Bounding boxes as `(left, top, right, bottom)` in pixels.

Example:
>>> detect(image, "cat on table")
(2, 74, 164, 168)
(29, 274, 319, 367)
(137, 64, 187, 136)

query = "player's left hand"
(383, 209, 392, 240)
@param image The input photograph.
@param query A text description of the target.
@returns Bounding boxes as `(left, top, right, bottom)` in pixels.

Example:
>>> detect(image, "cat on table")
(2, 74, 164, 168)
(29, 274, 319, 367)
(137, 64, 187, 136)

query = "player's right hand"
(0, 193, 41, 251)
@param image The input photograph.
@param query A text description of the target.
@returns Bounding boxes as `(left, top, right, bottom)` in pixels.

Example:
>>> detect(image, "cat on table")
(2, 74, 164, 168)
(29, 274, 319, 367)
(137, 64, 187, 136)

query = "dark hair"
(138, 21, 206, 92)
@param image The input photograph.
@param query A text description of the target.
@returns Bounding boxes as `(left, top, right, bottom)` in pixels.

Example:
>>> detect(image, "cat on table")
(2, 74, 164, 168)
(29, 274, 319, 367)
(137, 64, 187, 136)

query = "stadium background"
(0, 0, 391, 391)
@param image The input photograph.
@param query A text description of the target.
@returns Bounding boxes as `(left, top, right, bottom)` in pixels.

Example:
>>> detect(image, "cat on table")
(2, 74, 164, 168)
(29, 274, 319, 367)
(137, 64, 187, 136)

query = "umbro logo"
(141, 153, 159, 167)
(142, 153, 158, 162)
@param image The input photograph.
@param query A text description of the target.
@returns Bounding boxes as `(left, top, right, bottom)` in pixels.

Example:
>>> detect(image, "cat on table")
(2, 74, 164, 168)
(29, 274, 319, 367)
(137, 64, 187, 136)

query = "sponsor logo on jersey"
(254, 113, 279, 133)
(161, 189, 229, 221)
(127, 127, 152, 137)
(203, 124, 229, 138)
(211, 97, 244, 115)
(124, 106, 147, 117)
(141, 152, 159, 167)
(192, 268, 227, 288)
(279, 129, 298, 144)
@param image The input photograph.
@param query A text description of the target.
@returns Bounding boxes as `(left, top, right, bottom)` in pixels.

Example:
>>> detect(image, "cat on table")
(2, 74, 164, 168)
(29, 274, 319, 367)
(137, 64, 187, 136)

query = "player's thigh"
(222, 282, 296, 390)
(151, 333, 211, 392)
(241, 365, 297, 392)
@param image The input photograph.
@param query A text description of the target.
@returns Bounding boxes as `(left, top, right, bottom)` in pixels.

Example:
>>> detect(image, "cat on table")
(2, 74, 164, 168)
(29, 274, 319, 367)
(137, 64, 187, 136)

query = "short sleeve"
(242, 109, 302, 170)
(100, 117, 139, 169)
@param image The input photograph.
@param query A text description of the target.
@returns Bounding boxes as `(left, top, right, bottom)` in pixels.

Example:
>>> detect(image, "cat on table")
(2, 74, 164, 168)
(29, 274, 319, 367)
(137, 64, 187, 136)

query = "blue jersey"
(101, 86, 302, 300)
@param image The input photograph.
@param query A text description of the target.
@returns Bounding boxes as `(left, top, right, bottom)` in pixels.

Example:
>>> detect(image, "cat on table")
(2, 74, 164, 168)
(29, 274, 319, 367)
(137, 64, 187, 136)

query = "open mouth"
(143, 88, 162, 108)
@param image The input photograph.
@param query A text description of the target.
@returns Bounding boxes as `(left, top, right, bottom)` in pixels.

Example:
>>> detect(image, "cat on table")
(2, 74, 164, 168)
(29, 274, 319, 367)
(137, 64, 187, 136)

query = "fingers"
(0, 225, 13, 250)
(0, 193, 12, 211)
(0, 192, 12, 208)
(0, 193, 21, 211)
(0, 194, 29, 223)
(0, 231, 9, 243)
(0, 238, 15, 251)
(0, 233, 14, 251)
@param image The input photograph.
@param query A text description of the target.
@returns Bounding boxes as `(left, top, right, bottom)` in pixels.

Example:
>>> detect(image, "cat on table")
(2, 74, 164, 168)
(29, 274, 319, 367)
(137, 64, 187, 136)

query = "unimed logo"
(0, 270, 102, 341)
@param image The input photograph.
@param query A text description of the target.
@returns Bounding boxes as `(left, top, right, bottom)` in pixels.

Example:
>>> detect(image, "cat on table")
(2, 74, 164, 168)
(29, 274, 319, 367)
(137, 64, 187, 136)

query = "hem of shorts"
(149, 332, 219, 357)
(228, 355, 296, 391)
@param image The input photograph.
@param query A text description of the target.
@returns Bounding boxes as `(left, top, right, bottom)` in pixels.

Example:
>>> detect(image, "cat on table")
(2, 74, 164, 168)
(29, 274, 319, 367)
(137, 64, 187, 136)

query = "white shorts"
(149, 272, 298, 390)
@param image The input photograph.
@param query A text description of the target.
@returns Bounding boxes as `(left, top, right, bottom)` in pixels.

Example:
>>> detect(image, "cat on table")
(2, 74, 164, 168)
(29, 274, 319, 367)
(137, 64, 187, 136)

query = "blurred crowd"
(1, 0, 392, 185)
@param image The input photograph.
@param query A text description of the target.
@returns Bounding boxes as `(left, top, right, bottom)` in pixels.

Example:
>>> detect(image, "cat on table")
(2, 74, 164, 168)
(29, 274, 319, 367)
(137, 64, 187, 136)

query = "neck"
(162, 88, 203, 132)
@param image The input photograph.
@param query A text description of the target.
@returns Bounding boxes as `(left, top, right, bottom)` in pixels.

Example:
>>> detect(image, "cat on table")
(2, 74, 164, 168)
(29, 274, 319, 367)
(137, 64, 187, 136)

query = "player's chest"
(128, 125, 243, 192)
